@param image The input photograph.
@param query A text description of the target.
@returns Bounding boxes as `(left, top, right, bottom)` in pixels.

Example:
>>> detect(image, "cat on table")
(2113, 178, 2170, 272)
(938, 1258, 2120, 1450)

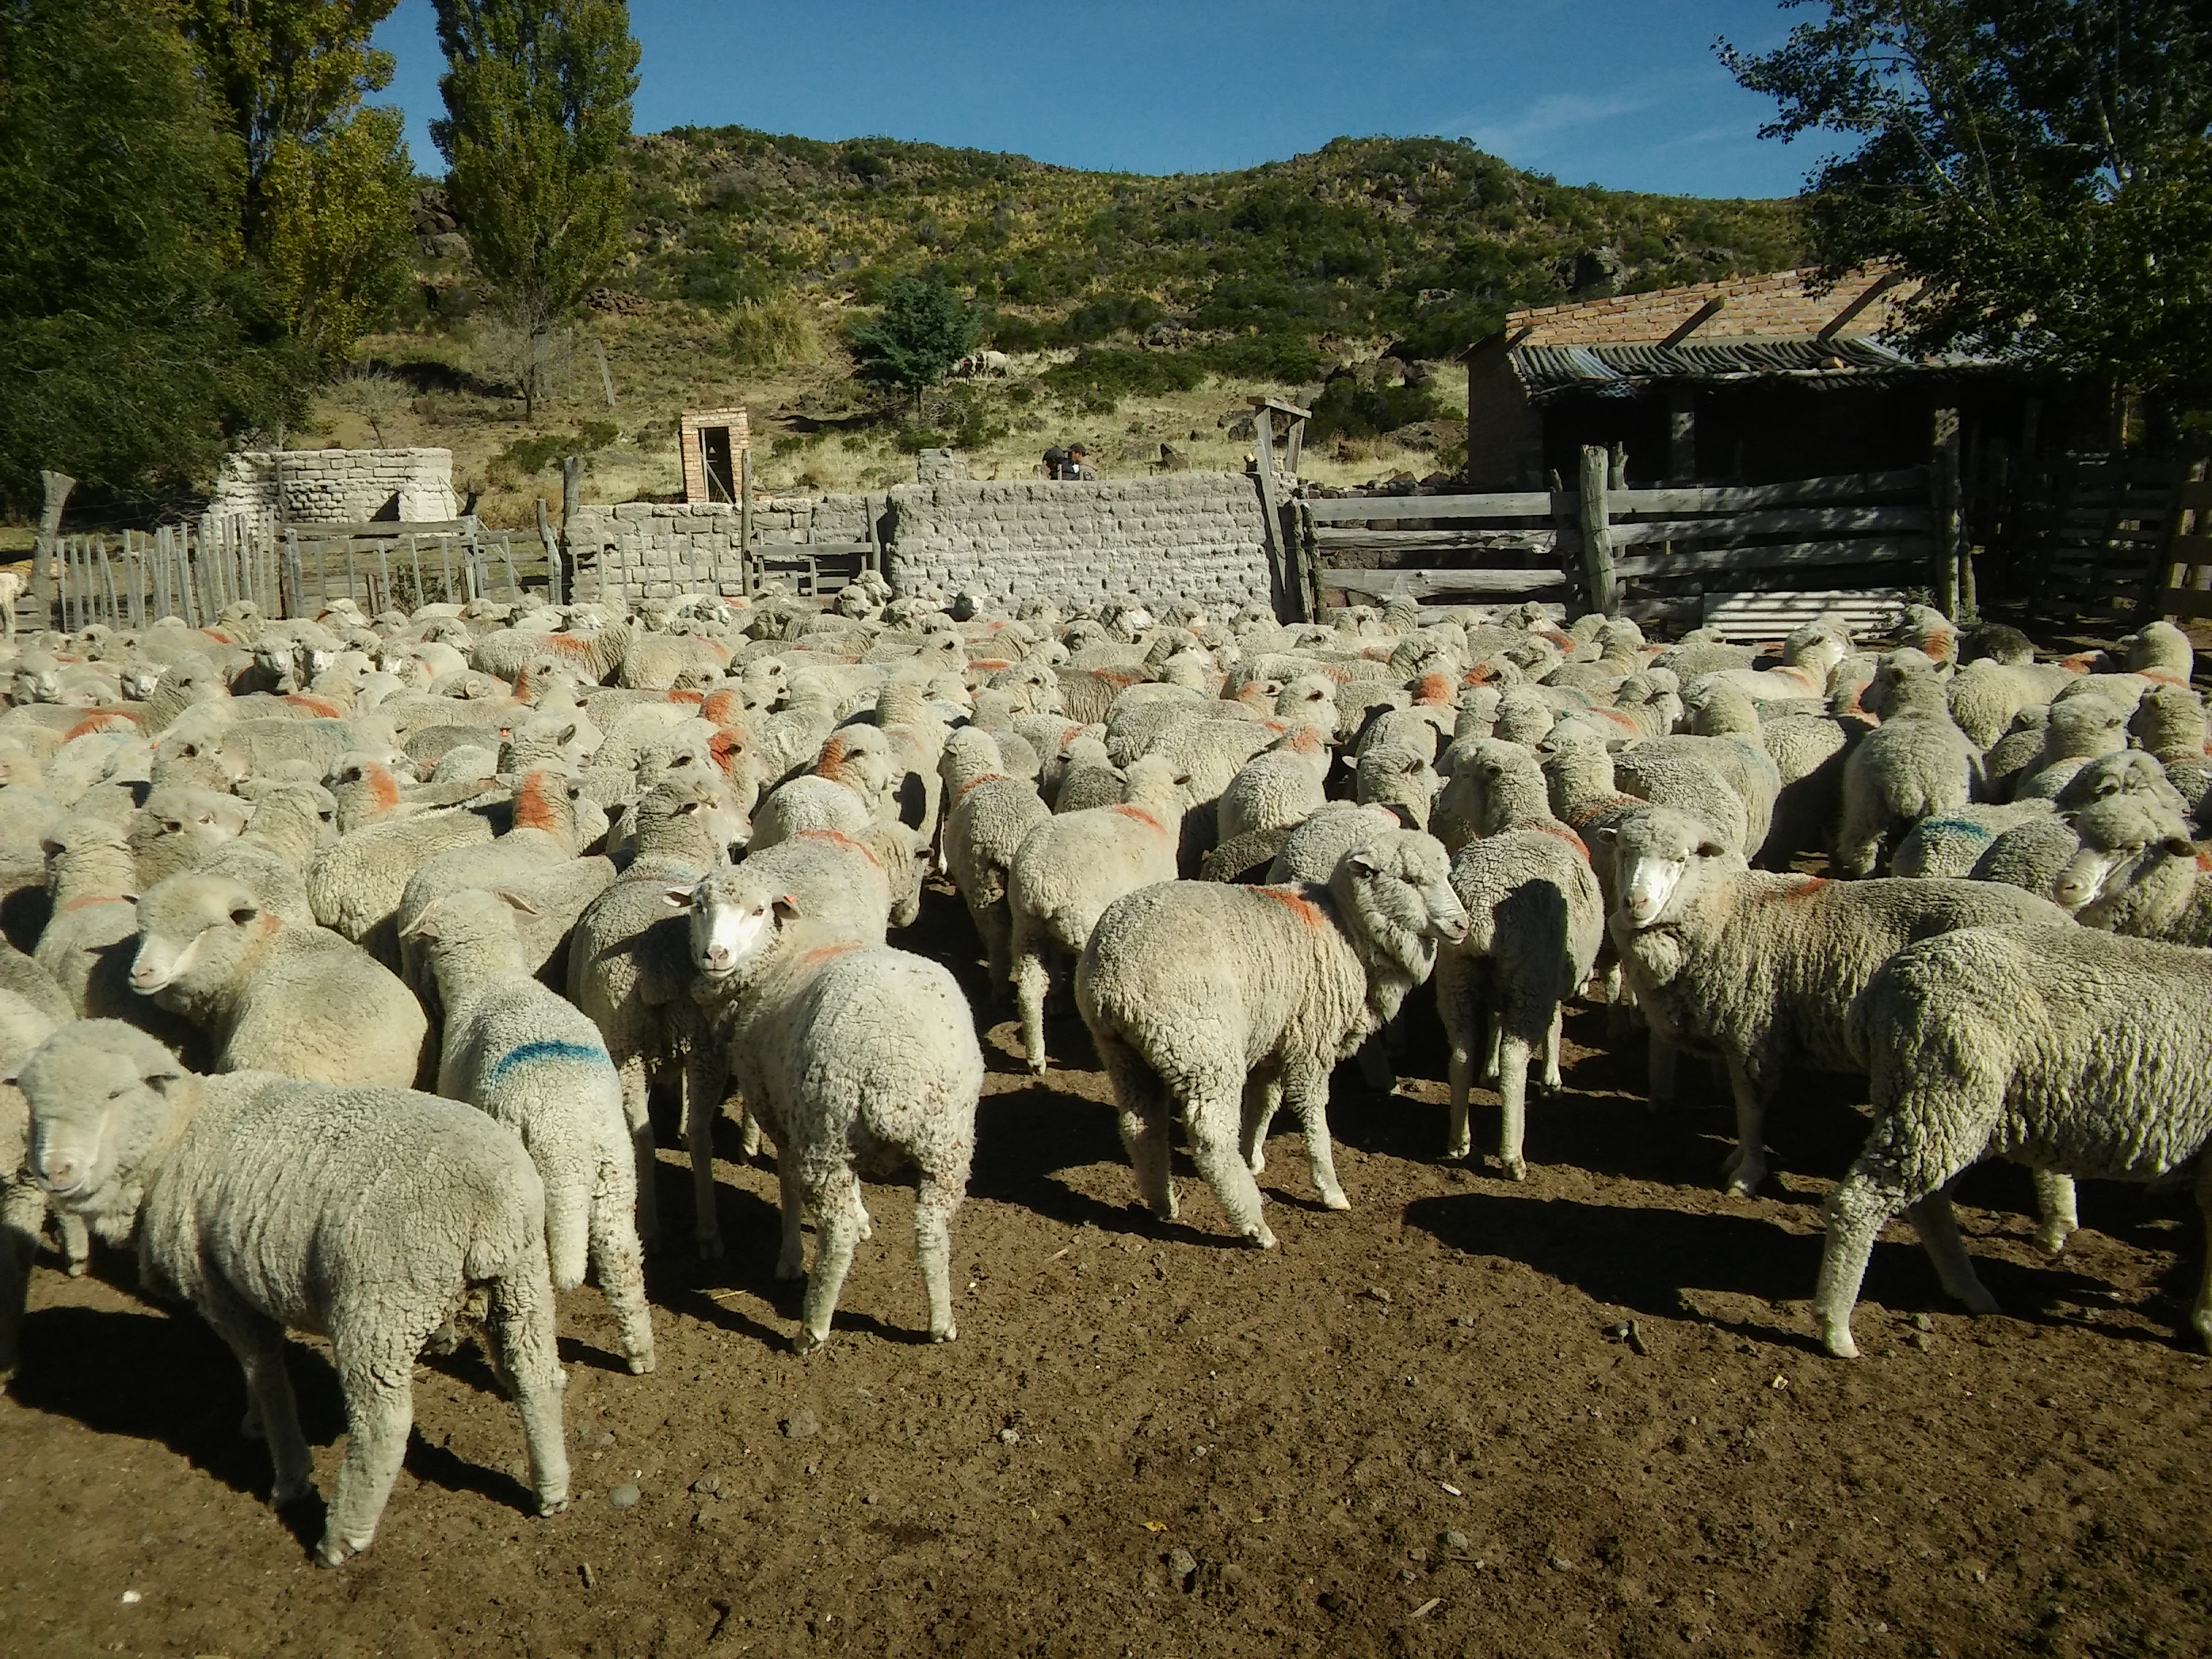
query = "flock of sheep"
(0, 574, 2209, 1571)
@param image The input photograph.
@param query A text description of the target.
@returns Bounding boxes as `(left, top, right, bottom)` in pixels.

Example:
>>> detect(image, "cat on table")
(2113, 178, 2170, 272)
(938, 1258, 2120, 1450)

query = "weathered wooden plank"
(1302, 491, 1559, 525)
(1311, 527, 1558, 554)
(1324, 567, 1570, 598)
(1578, 446, 1617, 617)
(1700, 589, 1910, 642)
(290, 518, 478, 540)
(1612, 536, 1935, 579)
(1607, 468, 1927, 516)
(1607, 504, 1931, 547)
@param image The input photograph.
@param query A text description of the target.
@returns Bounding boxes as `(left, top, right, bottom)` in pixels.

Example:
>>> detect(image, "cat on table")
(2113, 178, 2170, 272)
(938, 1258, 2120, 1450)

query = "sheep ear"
(144, 1057, 184, 1093)
(1695, 841, 1727, 859)
(2165, 836, 2196, 858)
(772, 896, 801, 921)
(1346, 849, 1380, 876)
(495, 890, 542, 917)
(660, 884, 694, 911)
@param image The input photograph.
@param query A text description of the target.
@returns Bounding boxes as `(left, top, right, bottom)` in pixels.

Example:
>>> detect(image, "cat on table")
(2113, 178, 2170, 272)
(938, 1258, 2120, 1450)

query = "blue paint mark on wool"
(487, 1040, 609, 1081)
(1917, 818, 1993, 840)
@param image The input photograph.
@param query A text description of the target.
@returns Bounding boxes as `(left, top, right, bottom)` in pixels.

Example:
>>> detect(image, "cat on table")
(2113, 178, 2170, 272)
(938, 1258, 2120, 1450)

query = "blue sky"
(373, 1, 1834, 198)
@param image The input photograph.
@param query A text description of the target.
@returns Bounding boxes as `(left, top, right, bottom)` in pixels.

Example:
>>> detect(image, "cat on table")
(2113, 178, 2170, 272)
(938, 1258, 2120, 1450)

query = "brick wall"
(1510, 267, 1911, 348)
(566, 472, 1277, 612)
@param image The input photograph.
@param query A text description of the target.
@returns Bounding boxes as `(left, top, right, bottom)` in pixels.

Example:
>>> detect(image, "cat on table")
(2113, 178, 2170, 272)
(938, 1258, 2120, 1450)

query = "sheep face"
(1605, 807, 1733, 930)
(131, 876, 267, 997)
(2057, 798, 2196, 917)
(18, 1021, 185, 1223)
(683, 871, 790, 978)
(1330, 831, 1469, 980)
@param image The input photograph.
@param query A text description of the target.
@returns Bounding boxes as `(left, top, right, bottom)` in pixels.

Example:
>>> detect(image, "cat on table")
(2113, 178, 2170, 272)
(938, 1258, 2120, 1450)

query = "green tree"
(0, 0, 304, 511)
(1723, 1, 2212, 407)
(171, 0, 416, 360)
(431, 0, 640, 415)
(848, 277, 979, 413)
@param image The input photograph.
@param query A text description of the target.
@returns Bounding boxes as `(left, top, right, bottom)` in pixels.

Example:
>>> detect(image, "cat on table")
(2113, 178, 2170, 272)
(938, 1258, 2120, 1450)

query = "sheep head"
(131, 872, 272, 999)
(1328, 829, 1467, 996)
(17, 1019, 194, 1239)
(1601, 805, 1738, 932)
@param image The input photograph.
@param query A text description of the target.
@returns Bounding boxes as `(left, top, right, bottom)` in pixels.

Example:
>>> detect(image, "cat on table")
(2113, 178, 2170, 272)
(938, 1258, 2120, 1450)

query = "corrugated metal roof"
(1511, 335, 1970, 399)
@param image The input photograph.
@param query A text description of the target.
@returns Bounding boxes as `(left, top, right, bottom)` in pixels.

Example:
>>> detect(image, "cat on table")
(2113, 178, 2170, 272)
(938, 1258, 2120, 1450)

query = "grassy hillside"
(325, 130, 1804, 526)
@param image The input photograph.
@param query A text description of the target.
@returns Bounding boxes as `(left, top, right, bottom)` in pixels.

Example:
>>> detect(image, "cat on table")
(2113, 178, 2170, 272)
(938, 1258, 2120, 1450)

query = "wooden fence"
(1297, 447, 1957, 625)
(49, 518, 552, 631)
(2152, 469, 2212, 621)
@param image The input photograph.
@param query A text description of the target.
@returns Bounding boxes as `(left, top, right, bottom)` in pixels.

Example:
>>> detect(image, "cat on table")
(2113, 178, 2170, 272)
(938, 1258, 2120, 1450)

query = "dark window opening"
(702, 426, 737, 503)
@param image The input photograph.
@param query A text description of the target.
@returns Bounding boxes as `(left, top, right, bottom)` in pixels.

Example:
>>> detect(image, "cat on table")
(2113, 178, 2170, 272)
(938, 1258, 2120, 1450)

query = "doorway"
(701, 426, 737, 503)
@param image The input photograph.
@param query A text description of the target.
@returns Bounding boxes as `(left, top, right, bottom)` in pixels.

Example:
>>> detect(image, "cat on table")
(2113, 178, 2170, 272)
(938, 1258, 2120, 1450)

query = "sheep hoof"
(1500, 1158, 1527, 1182)
(792, 1327, 827, 1356)
(626, 1353, 655, 1376)
(1822, 1324, 1860, 1360)
(312, 1534, 364, 1569)
(1246, 1224, 1277, 1250)
(696, 1235, 724, 1261)
(270, 1475, 313, 1508)
(241, 1410, 266, 1442)
(535, 1495, 568, 1517)
(2034, 1225, 2073, 1256)
(1958, 1287, 2001, 1317)
(1444, 1140, 1471, 1161)
(64, 1259, 87, 1279)
(774, 1258, 804, 1282)
(930, 1324, 958, 1345)
(1724, 1176, 1761, 1199)
(1320, 1188, 1351, 1212)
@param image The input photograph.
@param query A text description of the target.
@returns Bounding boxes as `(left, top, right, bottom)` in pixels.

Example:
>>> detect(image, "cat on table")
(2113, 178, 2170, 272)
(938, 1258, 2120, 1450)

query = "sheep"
(130, 870, 428, 1085)
(33, 816, 150, 1020)
(1833, 654, 1981, 877)
(406, 888, 654, 1373)
(306, 798, 495, 960)
(16, 1021, 569, 1563)
(1353, 740, 1441, 834)
(1076, 831, 1468, 1244)
(0, 987, 62, 1377)
(1433, 741, 1604, 1179)
(129, 784, 251, 886)
(2061, 800, 2212, 943)
(686, 897, 982, 1353)
(1815, 925, 2212, 1357)
(1007, 755, 1191, 1073)
(939, 729, 1050, 997)
(2009, 694, 2129, 801)
(1608, 744, 1752, 856)
(1265, 801, 1402, 885)
(1603, 804, 2073, 1196)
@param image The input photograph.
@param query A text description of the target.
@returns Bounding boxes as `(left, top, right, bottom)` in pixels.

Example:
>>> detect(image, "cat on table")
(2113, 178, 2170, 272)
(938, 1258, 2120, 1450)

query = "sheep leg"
(1831, 795, 1886, 880)
(1495, 1014, 1540, 1181)
(0, 1180, 42, 1381)
(774, 1153, 807, 1280)
(1646, 1031, 1679, 1111)
(590, 1143, 656, 1375)
(1539, 1005, 1565, 1094)
(201, 1288, 314, 1509)
(2189, 1157, 2212, 1352)
(1814, 1165, 1902, 1359)
(318, 1320, 430, 1567)
(1187, 1069, 1277, 1245)
(683, 1050, 727, 1261)
(1354, 1033, 1395, 1092)
(1239, 1074, 1280, 1176)
(1481, 1012, 1502, 1086)
(1283, 1059, 1349, 1214)
(58, 1210, 89, 1277)
(913, 1164, 964, 1344)
(1721, 1057, 1776, 1195)
(1907, 1187, 1999, 1315)
(483, 1266, 571, 1521)
(1435, 950, 1477, 1160)
(1010, 920, 1052, 1075)
(616, 1055, 659, 1253)
(1096, 1031, 1177, 1222)
(976, 898, 1016, 1006)
(2032, 1170, 2079, 1256)
(796, 1168, 865, 1354)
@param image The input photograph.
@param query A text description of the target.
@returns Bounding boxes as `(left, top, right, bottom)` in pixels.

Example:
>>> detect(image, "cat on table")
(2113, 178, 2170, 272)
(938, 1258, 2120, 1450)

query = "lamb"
(1433, 742, 1604, 1179)
(1007, 755, 1191, 1073)
(1076, 831, 1468, 1244)
(406, 888, 654, 1373)
(131, 870, 428, 1086)
(1603, 804, 2073, 1196)
(686, 896, 982, 1353)
(2009, 694, 2129, 801)
(1816, 925, 2212, 1357)
(16, 1021, 569, 1563)
(1832, 654, 1981, 876)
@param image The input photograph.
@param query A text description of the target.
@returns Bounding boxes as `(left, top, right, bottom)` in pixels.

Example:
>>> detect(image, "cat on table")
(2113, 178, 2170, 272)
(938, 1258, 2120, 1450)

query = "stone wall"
(202, 448, 458, 538)
(566, 472, 1280, 612)
(884, 475, 1274, 611)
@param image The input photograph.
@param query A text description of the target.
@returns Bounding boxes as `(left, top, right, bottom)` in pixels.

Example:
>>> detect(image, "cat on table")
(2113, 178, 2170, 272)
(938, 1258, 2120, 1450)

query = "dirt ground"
(4, 875, 2211, 1659)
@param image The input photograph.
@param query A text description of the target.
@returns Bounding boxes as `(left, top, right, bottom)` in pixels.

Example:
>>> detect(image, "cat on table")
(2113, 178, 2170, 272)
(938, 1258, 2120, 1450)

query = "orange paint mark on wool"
(667, 689, 705, 707)
(283, 695, 344, 718)
(2058, 653, 2097, 675)
(794, 827, 883, 871)
(954, 772, 1009, 801)
(546, 634, 596, 660)
(2195, 850, 2212, 873)
(1462, 664, 1496, 687)
(800, 940, 865, 967)
(707, 730, 745, 775)
(512, 772, 562, 833)
(699, 688, 741, 725)
(1762, 876, 1830, 900)
(364, 765, 403, 815)
(1413, 672, 1453, 706)
(201, 630, 235, 647)
(970, 658, 1011, 674)
(2143, 668, 2188, 688)
(57, 893, 133, 915)
(1530, 821, 1591, 861)
(1108, 804, 1164, 836)
(1256, 886, 1327, 930)
(64, 711, 138, 741)
(815, 735, 851, 777)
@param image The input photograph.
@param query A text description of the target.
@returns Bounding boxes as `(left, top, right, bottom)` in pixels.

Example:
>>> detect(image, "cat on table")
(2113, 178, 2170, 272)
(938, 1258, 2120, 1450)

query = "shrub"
(727, 294, 823, 367)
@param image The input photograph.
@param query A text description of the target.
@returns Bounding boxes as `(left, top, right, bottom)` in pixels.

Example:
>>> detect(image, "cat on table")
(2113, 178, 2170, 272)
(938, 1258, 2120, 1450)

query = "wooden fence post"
(1576, 445, 1618, 617)
(33, 470, 73, 630)
(1250, 407, 1298, 621)
(283, 529, 303, 619)
(559, 455, 581, 606)
(536, 499, 559, 604)
(739, 447, 754, 598)
(1931, 407, 1962, 619)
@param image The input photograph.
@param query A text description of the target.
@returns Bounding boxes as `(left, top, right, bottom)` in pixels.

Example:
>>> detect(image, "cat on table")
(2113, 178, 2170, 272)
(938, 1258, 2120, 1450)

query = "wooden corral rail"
(1300, 457, 1955, 623)
(2154, 473, 2212, 621)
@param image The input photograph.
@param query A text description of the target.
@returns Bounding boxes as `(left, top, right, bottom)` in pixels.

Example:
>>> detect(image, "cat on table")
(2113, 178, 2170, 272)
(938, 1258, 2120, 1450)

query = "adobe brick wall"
(1510, 267, 1911, 348)
(202, 449, 458, 539)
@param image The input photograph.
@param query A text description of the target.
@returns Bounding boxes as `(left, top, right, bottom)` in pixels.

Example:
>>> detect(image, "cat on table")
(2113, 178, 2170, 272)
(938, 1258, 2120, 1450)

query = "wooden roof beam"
(1660, 297, 1727, 350)
(1818, 269, 1907, 341)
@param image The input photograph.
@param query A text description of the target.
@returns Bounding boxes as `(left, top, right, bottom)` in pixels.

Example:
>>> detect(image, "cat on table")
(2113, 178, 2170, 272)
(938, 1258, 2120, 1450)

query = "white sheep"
(1007, 754, 1190, 1073)
(687, 893, 981, 1353)
(16, 1021, 569, 1564)
(131, 869, 428, 1085)
(406, 888, 653, 1372)
(1817, 925, 2212, 1357)
(1832, 653, 1980, 876)
(1076, 832, 1468, 1244)
(1604, 804, 2073, 1196)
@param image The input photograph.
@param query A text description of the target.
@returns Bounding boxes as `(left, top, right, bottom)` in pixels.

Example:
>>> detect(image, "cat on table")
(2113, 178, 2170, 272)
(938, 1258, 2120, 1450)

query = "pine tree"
(848, 278, 980, 413)
(432, 0, 640, 415)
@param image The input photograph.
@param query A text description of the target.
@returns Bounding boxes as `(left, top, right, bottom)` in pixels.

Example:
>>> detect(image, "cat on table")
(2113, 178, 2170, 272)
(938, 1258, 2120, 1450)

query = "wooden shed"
(1463, 267, 2041, 491)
